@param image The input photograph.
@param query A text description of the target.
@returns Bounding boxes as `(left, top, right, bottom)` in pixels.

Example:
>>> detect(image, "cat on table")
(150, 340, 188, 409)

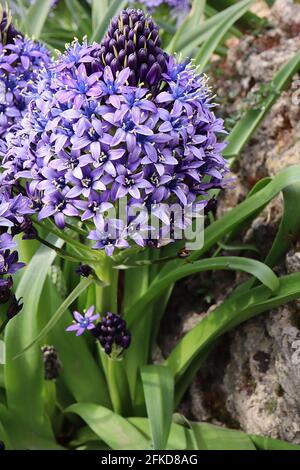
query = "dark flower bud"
(75, 264, 92, 278)
(118, 49, 126, 66)
(0, 276, 13, 304)
(105, 52, 114, 66)
(147, 53, 155, 68)
(7, 295, 23, 320)
(138, 48, 147, 64)
(117, 35, 126, 50)
(41, 345, 61, 380)
(139, 63, 148, 81)
(0, 440, 5, 451)
(146, 63, 162, 86)
(128, 52, 137, 70)
(128, 70, 137, 86)
(138, 35, 146, 49)
(108, 38, 117, 53)
(110, 58, 120, 75)
(126, 40, 135, 55)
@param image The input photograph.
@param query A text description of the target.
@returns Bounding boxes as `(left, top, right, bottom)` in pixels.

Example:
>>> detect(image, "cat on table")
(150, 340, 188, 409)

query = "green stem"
(94, 257, 132, 415)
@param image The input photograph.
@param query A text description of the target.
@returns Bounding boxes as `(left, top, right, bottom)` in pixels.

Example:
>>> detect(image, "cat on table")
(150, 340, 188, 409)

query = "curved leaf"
(66, 403, 151, 450)
(141, 365, 174, 450)
(127, 257, 279, 326)
(4, 236, 63, 437)
(91, 0, 126, 42)
(14, 277, 94, 357)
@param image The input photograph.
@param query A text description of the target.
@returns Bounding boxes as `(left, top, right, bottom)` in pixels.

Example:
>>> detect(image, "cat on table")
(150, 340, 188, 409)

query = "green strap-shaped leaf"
(0, 404, 64, 450)
(223, 51, 300, 159)
(14, 276, 94, 357)
(190, 422, 256, 450)
(91, 0, 127, 43)
(22, 0, 53, 38)
(126, 256, 279, 327)
(194, 0, 253, 70)
(249, 434, 300, 451)
(4, 236, 63, 438)
(141, 365, 174, 450)
(92, 0, 109, 33)
(66, 403, 151, 450)
(168, 0, 253, 55)
(189, 165, 300, 261)
(166, 272, 300, 404)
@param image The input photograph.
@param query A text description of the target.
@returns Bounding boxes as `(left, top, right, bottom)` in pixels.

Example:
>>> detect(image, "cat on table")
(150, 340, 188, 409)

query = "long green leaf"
(15, 277, 94, 357)
(224, 51, 300, 159)
(195, 0, 253, 70)
(0, 404, 64, 450)
(4, 236, 62, 437)
(167, 0, 206, 53)
(22, 0, 53, 38)
(66, 403, 151, 450)
(141, 365, 174, 450)
(191, 422, 255, 450)
(169, 0, 254, 55)
(91, 0, 126, 43)
(166, 272, 300, 403)
(127, 257, 279, 326)
(249, 434, 300, 451)
(92, 0, 109, 33)
(189, 165, 300, 261)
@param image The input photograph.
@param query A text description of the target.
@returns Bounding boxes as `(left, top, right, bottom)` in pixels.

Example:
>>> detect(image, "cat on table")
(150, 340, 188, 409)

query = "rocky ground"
(160, 0, 300, 443)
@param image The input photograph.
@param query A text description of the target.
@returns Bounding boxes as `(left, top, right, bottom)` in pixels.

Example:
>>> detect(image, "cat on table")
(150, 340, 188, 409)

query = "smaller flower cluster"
(66, 307, 131, 357)
(131, 0, 190, 22)
(0, 179, 35, 316)
(41, 345, 61, 380)
(0, 14, 50, 139)
(93, 312, 131, 356)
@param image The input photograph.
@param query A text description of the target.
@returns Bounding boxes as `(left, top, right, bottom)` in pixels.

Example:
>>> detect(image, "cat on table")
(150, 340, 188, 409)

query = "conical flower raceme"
(4, 9, 228, 256)
(97, 8, 167, 87)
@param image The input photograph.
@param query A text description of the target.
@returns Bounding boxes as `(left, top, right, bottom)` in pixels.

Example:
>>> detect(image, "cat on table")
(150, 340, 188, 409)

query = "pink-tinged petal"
(66, 324, 80, 332)
(76, 328, 85, 336)
(85, 306, 95, 318)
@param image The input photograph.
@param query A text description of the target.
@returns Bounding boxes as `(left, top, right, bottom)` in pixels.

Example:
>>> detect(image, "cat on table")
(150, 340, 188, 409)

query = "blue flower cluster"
(4, 9, 228, 256)
(0, 10, 50, 315)
(131, 0, 190, 21)
(0, 17, 50, 140)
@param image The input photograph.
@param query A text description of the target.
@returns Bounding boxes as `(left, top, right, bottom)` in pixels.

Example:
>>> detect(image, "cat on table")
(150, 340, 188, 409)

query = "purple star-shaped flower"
(66, 305, 99, 336)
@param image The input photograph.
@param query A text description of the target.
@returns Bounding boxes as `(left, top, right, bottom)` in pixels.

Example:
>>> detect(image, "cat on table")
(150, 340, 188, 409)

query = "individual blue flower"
(66, 305, 100, 336)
